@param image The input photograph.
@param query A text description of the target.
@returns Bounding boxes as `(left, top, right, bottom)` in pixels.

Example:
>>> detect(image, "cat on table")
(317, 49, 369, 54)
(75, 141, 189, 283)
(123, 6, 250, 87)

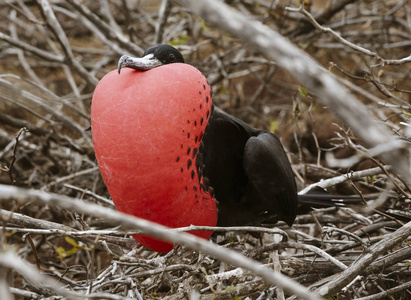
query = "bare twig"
(0, 184, 322, 300)
(36, 0, 98, 86)
(286, 5, 411, 66)
(299, 166, 385, 194)
(155, 0, 172, 44)
(1, 1, 410, 298)
(355, 281, 411, 300)
(42, 166, 100, 190)
(316, 220, 411, 297)
(0, 31, 63, 62)
(171, 0, 411, 184)
(0, 127, 27, 185)
(66, 0, 143, 56)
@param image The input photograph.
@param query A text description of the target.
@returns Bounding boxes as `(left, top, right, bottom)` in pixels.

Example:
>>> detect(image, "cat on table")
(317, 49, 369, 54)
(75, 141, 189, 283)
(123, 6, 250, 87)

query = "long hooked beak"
(118, 53, 163, 74)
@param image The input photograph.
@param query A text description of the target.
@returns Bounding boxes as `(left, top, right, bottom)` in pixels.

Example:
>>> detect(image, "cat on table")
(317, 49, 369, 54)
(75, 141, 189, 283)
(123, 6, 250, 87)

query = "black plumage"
(201, 106, 298, 226)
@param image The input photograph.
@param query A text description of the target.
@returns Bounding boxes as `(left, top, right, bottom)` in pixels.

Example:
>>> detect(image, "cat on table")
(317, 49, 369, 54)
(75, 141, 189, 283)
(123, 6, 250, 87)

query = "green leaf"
(65, 237, 79, 247)
(364, 175, 376, 185)
(56, 246, 80, 258)
(270, 120, 277, 133)
(298, 86, 308, 97)
(169, 34, 190, 46)
(200, 19, 209, 31)
(219, 86, 228, 93)
(403, 110, 411, 118)
(65, 237, 91, 251)
(56, 247, 66, 258)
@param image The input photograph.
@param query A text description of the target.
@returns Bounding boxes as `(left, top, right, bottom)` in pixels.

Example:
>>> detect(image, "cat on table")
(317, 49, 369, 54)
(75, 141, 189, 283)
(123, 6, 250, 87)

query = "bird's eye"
(168, 53, 176, 63)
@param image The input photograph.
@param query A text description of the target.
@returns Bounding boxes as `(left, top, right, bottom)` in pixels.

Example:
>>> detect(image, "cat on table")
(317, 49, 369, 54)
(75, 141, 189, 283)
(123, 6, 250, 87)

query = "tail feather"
(297, 186, 375, 208)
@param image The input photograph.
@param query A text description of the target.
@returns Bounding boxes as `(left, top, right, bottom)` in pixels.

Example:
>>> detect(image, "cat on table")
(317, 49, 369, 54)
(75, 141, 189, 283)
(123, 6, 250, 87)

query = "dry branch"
(317, 220, 411, 297)
(172, 0, 411, 183)
(0, 184, 321, 300)
(0, 1, 410, 298)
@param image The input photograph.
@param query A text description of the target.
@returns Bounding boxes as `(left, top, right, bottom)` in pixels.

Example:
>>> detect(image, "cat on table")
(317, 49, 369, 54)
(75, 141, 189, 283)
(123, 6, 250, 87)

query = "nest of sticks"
(0, 1, 410, 299)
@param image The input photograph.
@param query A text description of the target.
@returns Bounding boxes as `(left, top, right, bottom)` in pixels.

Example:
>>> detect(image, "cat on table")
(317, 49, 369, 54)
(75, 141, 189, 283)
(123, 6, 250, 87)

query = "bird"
(92, 44, 360, 252)
(115, 44, 298, 226)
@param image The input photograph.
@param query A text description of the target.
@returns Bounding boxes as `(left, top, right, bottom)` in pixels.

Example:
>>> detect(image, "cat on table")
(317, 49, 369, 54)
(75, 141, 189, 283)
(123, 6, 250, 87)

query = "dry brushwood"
(0, 0, 411, 299)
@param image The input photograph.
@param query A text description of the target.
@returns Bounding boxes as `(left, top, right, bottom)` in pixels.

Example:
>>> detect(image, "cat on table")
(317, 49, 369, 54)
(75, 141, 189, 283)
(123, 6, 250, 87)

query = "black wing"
(243, 132, 298, 226)
(202, 107, 298, 227)
(201, 107, 252, 226)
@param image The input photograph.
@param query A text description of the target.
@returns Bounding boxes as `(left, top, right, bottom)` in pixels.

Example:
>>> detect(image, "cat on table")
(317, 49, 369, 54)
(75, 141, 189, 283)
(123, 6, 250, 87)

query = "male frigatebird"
(92, 44, 344, 252)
